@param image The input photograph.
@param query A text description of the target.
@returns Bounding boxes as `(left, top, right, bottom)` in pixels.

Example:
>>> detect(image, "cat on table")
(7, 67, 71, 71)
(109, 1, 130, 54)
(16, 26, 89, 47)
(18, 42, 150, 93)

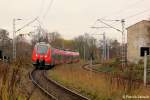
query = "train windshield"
(37, 45, 48, 54)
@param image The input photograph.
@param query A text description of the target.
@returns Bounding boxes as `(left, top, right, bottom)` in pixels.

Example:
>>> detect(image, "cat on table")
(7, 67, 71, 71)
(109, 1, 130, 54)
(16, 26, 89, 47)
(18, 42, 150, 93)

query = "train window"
(56, 54, 61, 61)
(58, 54, 61, 60)
(37, 45, 48, 54)
(55, 54, 58, 60)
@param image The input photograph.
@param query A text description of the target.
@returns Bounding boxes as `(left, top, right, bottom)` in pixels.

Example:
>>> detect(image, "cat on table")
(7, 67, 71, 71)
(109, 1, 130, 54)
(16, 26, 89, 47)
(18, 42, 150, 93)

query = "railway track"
(82, 64, 150, 85)
(82, 63, 101, 73)
(30, 69, 90, 100)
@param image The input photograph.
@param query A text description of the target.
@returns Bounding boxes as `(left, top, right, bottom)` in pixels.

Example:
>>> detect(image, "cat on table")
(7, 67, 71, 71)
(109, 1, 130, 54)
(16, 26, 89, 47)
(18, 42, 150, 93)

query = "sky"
(0, 0, 150, 42)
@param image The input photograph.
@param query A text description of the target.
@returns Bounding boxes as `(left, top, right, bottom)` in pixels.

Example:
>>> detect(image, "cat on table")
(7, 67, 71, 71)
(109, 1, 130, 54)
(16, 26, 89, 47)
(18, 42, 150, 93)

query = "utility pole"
(12, 17, 38, 61)
(38, 25, 41, 42)
(13, 18, 16, 60)
(13, 18, 22, 61)
(84, 33, 88, 61)
(62, 40, 64, 49)
(102, 33, 106, 61)
(107, 40, 109, 60)
(121, 19, 126, 67)
(90, 31, 106, 62)
(84, 44, 86, 60)
(97, 19, 126, 67)
(84, 35, 85, 61)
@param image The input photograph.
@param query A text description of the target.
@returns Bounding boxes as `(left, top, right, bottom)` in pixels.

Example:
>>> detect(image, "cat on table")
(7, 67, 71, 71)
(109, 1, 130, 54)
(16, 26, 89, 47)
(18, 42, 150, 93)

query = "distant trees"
(31, 30, 122, 61)
(0, 29, 9, 40)
(73, 33, 98, 60)
(48, 32, 64, 48)
(31, 32, 99, 60)
(31, 31, 62, 48)
(109, 39, 121, 59)
(0, 29, 10, 48)
(0, 27, 122, 62)
(0, 29, 12, 57)
(15, 35, 32, 62)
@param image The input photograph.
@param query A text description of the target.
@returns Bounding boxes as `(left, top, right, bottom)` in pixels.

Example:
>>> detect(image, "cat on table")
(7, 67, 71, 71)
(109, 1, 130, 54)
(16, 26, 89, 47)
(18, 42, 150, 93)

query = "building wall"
(127, 20, 150, 63)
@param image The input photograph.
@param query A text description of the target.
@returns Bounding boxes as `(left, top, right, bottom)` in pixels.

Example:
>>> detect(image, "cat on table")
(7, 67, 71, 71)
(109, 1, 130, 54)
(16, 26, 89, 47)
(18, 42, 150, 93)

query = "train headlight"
(36, 54, 38, 57)
(45, 55, 47, 58)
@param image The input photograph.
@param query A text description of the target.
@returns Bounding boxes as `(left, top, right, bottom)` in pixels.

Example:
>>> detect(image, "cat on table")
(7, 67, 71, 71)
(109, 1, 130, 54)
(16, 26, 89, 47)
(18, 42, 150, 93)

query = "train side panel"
(32, 42, 80, 69)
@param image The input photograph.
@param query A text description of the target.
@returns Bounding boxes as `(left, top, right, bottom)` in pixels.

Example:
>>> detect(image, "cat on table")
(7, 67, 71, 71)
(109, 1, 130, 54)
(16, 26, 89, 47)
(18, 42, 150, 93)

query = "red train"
(32, 42, 80, 69)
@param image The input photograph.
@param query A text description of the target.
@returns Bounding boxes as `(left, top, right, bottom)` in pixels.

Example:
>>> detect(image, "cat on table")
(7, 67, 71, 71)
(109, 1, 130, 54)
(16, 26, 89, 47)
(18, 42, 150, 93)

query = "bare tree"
(73, 34, 98, 60)
(0, 29, 12, 58)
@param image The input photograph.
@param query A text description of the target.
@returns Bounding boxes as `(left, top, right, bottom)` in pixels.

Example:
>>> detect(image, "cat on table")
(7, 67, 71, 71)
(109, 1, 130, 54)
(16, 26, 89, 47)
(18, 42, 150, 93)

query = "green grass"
(96, 66, 115, 73)
(95, 59, 150, 82)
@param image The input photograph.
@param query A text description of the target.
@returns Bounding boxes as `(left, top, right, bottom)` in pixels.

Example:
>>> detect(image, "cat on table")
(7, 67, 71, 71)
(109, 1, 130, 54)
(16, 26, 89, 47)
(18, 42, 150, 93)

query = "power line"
(43, 0, 54, 19)
(35, 0, 54, 32)
(97, 19, 122, 32)
(88, 20, 99, 34)
(38, 0, 45, 17)
(16, 17, 39, 33)
(124, 8, 150, 19)
(97, 8, 150, 30)
(101, 0, 145, 19)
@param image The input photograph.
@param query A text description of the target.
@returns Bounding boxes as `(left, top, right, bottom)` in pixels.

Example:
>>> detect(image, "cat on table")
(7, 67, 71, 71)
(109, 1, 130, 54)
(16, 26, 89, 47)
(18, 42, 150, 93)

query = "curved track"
(82, 64, 150, 85)
(30, 69, 90, 100)
(82, 64, 101, 73)
(30, 69, 57, 100)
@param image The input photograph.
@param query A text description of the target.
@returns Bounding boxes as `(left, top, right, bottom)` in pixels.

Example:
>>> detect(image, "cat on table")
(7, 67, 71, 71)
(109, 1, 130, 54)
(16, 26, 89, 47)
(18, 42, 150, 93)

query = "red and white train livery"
(32, 42, 79, 68)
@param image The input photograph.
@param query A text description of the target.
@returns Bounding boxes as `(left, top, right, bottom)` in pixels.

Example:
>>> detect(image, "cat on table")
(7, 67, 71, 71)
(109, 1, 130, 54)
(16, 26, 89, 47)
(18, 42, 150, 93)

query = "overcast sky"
(0, 0, 150, 41)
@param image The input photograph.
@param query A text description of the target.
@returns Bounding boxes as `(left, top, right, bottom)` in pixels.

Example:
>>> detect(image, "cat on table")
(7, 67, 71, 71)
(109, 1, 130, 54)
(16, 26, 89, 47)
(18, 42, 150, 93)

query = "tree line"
(0, 28, 122, 62)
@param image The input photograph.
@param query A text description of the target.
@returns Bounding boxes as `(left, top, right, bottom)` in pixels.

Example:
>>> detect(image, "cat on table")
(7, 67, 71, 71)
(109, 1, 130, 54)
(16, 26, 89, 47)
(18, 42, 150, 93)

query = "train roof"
(35, 42, 51, 47)
(35, 42, 79, 54)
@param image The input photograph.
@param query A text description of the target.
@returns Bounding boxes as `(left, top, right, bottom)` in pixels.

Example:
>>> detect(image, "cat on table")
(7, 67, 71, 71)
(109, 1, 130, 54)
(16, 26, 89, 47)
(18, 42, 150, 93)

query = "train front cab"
(32, 43, 52, 69)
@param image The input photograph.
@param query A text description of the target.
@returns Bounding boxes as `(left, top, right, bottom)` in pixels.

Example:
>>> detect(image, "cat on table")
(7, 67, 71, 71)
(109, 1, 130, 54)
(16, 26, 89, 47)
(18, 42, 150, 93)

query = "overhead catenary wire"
(35, 0, 55, 34)
(12, 0, 54, 39)
(124, 8, 150, 20)
(43, 0, 54, 19)
(88, 20, 99, 34)
(97, 8, 150, 31)
(31, 0, 55, 40)
(97, 19, 122, 32)
(38, 0, 45, 17)
(101, 0, 145, 19)
(15, 17, 39, 33)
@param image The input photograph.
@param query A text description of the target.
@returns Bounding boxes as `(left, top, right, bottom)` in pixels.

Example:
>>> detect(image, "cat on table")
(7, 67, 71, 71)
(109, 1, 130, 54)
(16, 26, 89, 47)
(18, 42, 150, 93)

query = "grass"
(96, 66, 115, 73)
(0, 60, 35, 100)
(48, 60, 150, 100)
(93, 59, 150, 82)
(48, 61, 125, 100)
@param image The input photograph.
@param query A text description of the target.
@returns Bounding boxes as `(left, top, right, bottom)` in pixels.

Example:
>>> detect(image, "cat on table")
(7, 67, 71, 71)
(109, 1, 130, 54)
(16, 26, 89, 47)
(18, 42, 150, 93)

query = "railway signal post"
(144, 51, 147, 87)
(140, 47, 149, 86)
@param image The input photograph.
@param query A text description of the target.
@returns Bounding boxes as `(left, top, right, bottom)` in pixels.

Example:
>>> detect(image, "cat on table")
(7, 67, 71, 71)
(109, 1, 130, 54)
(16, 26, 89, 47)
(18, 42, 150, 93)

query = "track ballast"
(30, 69, 89, 100)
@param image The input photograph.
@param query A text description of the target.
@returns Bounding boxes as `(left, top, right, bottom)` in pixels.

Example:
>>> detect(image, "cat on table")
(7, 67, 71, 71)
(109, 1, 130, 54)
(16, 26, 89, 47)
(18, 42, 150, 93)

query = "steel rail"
(43, 71, 90, 100)
(30, 69, 90, 100)
(30, 69, 57, 100)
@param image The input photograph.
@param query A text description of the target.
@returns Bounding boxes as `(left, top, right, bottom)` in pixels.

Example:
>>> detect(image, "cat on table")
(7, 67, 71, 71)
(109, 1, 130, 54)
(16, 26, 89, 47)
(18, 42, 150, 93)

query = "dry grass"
(0, 62, 10, 100)
(48, 61, 150, 100)
(48, 61, 119, 100)
(0, 60, 35, 100)
(30, 88, 50, 100)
